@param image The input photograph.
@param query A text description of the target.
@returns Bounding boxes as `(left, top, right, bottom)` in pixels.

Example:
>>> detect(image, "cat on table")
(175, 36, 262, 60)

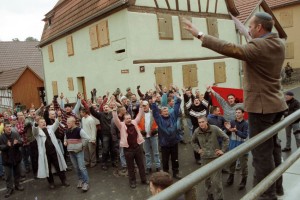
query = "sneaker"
(82, 183, 89, 192)
(282, 148, 291, 152)
(77, 180, 83, 188)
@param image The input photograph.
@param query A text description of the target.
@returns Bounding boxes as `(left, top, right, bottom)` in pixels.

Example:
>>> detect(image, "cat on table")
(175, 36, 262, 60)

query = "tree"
(12, 38, 20, 42)
(25, 37, 39, 42)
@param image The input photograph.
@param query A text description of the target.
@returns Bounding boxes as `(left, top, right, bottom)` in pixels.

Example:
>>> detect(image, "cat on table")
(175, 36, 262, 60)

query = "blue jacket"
(151, 98, 182, 147)
(228, 119, 249, 151)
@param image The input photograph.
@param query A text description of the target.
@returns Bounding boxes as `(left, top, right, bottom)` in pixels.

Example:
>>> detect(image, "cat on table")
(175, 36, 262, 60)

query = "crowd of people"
(1, 82, 296, 200)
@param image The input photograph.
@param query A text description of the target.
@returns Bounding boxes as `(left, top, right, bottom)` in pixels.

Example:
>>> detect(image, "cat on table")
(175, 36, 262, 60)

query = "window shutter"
(67, 77, 74, 91)
(182, 64, 198, 88)
(98, 20, 110, 47)
(89, 25, 99, 49)
(214, 62, 226, 83)
(66, 35, 74, 56)
(285, 42, 294, 59)
(179, 16, 194, 40)
(157, 13, 174, 40)
(48, 45, 54, 62)
(280, 11, 293, 28)
(52, 81, 58, 96)
(155, 66, 173, 88)
(207, 17, 219, 38)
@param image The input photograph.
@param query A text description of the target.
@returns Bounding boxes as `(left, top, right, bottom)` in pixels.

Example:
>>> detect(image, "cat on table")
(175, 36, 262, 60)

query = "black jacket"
(0, 131, 23, 166)
(90, 107, 112, 134)
(284, 98, 300, 124)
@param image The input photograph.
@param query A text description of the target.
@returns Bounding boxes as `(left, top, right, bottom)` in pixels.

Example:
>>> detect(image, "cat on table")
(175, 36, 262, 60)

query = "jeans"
(285, 123, 300, 148)
(0, 154, 4, 177)
(21, 145, 31, 170)
(102, 134, 114, 164)
(69, 151, 89, 184)
(119, 147, 127, 168)
(143, 136, 161, 169)
(248, 112, 283, 200)
(185, 117, 194, 137)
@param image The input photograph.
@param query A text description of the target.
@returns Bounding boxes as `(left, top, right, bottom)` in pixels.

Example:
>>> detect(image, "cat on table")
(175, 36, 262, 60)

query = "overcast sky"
(0, 0, 57, 41)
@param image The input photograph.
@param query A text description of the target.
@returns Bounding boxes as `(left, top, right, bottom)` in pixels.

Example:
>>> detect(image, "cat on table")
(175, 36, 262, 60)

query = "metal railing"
(148, 109, 300, 200)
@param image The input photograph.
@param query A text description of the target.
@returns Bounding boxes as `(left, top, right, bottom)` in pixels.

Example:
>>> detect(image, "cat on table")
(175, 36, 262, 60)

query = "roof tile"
(0, 41, 44, 79)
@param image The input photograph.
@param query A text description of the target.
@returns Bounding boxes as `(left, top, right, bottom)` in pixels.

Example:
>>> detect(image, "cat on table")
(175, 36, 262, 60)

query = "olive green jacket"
(192, 124, 229, 159)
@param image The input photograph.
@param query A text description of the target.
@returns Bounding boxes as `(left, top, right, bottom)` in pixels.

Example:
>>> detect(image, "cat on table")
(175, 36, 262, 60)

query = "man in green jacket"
(192, 116, 229, 200)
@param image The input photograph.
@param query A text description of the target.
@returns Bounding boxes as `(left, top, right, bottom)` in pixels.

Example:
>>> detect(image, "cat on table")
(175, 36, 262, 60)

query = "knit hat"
(120, 96, 127, 101)
(285, 91, 294, 96)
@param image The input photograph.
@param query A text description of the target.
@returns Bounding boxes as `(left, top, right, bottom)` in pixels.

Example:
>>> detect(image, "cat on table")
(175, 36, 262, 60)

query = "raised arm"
(112, 110, 122, 130)
(72, 98, 81, 115)
(173, 96, 182, 120)
(49, 118, 60, 132)
(161, 93, 168, 107)
(211, 88, 227, 109)
(134, 106, 144, 124)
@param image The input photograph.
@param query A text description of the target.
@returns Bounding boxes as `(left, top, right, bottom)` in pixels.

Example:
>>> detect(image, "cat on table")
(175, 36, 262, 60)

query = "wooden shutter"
(214, 62, 226, 83)
(182, 64, 198, 88)
(66, 35, 74, 56)
(67, 77, 74, 91)
(98, 20, 110, 47)
(280, 11, 293, 28)
(285, 42, 294, 59)
(179, 16, 193, 40)
(89, 25, 99, 49)
(52, 81, 58, 96)
(157, 13, 174, 40)
(48, 45, 54, 62)
(207, 17, 219, 38)
(154, 66, 173, 88)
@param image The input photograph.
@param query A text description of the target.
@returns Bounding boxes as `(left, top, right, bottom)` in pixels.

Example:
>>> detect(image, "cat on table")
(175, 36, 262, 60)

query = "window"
(89, 20, 110, 50)
(52, 81, 58, 96)
(179, 16, 194, 40)
(157, 13, 174, 40)
(66, 35, 74, 56)
(207, 17, 219, 38)
(214, 62, 226, 83)
(280, 11, 293, 28)
(285, 42, 294, 59)
(182, 64, 198, 87)
(48, 45, 54, 62)
(154, 66, 173, 88)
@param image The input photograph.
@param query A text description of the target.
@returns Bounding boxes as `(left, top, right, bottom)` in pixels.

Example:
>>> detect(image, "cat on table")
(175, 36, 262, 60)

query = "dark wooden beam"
(176, 0, 179, 10)
(154, 0, 159, 8)
(215, 0, 218, 13)
(165, 0, 170, 10)
(206, 0, 209, 12)
(133, 56, 228, 64)
(198, 0, 201, 12)
(187, 0, 191, 12)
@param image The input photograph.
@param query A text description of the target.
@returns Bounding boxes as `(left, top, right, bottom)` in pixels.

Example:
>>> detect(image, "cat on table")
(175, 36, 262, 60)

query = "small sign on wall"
(140, 66, 145, 73)
(121, 69, 129, 74)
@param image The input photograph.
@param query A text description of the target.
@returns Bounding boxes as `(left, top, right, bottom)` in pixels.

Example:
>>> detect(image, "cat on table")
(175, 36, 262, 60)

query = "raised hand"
(60, 92, 64, 99)
(182, 18, 199, 37)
